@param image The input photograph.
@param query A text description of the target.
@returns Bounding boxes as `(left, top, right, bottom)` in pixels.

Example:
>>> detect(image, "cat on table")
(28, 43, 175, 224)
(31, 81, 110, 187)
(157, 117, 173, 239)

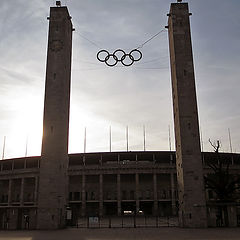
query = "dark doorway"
(17, 209, 22, 230)
(158, 202, 172, 217)
(121, 202, 136, 215)
(69, 203, 81, 226)
(104, 202, 117, 216)
(139, 201, 153, 215)
(0, 209, 8, 230)
(86, 202, 99, 216)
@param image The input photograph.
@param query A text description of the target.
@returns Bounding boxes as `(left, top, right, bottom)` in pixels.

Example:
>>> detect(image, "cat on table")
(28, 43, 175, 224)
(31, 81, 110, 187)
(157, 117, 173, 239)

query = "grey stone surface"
(37, 6, 73, 229)
(167, 3, 207, 227)
(1, 228, 240, 240)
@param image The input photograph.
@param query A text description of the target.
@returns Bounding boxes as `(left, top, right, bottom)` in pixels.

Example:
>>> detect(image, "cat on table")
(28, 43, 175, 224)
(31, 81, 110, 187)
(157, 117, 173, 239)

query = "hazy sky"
(0, 0, 239, 159)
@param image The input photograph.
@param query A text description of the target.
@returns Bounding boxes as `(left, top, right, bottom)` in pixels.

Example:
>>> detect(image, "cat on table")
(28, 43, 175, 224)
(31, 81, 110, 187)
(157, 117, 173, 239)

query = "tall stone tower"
(167, 2, 207, 227)
(37, 5, 73, 229)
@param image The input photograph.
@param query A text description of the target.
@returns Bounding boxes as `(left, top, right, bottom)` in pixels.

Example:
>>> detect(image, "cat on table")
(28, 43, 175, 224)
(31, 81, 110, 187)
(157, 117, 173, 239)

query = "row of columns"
(0, 159, 40, 171)
(82, 154, 176, 166)
(80, 172, 176, 216)
(4, 177, 38, 205)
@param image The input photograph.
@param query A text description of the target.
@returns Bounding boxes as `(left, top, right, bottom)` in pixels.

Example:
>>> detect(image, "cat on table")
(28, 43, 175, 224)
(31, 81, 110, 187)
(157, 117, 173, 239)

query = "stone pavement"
(1, 227, 240, 240)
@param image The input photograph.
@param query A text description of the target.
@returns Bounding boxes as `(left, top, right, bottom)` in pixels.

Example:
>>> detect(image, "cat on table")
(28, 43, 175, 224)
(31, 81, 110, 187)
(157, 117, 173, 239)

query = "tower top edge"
(171, 2, 188, 5)
(50, 6, 71, 17)
(169, 2, 189, 15)
(170, 2, 189, 8)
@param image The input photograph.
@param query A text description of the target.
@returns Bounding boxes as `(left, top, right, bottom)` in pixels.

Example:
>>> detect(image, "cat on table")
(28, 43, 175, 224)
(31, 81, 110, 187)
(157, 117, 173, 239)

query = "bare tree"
(208, 139, 221, 153)
(204, 139, 240, 226)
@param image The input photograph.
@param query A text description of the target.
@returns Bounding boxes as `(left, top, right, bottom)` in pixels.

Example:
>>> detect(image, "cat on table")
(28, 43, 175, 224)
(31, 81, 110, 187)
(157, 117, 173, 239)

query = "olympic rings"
(130, 49, 142, 62)
(97, 50, 109, 62)
(105, 54, 118, 67)
(113, 49, 126, 60)
(121, 53, 134, 67)
(97, 49, 142, 67)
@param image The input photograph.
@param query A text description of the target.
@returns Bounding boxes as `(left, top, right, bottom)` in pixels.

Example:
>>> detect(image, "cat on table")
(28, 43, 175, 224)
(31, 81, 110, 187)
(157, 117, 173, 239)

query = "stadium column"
(117, 174, 121, 216)
(37, 6, 73, 229)
(20, 178, 24, 206)
(153, 173, 158, 216)
(167, 2, 207, 227)
(34, 177, 38, 203)
(8, 179, 12, 205)
(82, 174, 86, 216)
(99, 174, 103, 216)
(170, 172, 176, 215)
(135, 173, 139, 214)
(24, 158, 27, 169)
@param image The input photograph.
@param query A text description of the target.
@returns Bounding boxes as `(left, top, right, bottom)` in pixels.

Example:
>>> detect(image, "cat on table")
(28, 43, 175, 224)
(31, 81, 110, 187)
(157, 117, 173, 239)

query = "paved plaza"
(1, 228, 240, 240)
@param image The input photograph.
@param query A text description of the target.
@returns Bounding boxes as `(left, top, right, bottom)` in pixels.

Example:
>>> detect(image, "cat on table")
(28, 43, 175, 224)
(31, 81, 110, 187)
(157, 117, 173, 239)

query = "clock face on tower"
(50, 40, 63, 52)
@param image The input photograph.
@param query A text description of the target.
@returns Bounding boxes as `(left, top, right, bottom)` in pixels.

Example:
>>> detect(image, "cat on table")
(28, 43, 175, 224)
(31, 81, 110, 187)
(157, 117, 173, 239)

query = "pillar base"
(37, 208, 65, 230)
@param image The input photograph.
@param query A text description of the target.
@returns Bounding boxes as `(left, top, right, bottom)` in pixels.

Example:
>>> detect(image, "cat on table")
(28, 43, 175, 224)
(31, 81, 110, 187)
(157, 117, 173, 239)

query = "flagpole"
(84, 127, 87, 153)
(126, 126, 129, 152)
(25, 136, 28, 157)
(168, 125, 172, 151)
(143, 125, 146, 151)
(228, 128, 233, 153)
(2, 136, 6, 160)
(109, 126, 112, 152)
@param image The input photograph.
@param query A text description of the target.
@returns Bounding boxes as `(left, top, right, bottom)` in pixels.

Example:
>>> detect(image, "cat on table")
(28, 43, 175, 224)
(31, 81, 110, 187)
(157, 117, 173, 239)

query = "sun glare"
(3, 94, 43, 159)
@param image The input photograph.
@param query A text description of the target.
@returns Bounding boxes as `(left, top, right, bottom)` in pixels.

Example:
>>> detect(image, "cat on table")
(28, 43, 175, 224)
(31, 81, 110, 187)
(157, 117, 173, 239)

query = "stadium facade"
(0, 151, 240, 229)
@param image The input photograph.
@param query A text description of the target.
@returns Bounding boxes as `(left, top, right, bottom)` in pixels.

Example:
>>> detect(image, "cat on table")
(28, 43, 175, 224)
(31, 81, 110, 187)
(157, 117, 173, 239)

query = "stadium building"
(0, 151, 240, 229)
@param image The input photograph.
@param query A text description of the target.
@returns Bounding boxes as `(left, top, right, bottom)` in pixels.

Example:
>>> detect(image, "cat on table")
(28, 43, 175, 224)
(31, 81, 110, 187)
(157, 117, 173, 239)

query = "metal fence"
(72, 216, 178, 228)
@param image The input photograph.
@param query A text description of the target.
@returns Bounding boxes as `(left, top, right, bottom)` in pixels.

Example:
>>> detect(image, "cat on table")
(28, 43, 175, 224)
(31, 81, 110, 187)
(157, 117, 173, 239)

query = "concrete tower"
(167, 2, 207, 227)
(37, 5, 73, 229)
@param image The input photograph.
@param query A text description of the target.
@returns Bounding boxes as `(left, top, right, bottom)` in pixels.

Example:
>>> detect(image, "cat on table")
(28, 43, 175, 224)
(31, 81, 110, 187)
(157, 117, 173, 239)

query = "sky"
(0, 0, 239, 159)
